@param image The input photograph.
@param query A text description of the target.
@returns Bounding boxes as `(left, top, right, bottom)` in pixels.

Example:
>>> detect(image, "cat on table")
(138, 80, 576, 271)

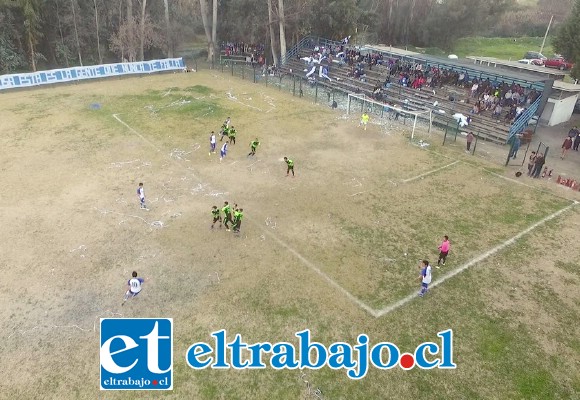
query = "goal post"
(347, 93, 432, 139)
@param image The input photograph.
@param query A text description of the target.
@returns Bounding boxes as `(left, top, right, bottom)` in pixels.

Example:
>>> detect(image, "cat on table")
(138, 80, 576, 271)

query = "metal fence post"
(471, 132, 479, 155)
(253, 65, 256, 83)
(315, 81, 318, 103)
(293, 75, 296, 96)
(231, 62, 234, 76)
(299, 78, 303, 97)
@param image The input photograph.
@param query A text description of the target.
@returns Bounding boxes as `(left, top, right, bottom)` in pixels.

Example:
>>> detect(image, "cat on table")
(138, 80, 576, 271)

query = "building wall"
(541, 94, 578, 126)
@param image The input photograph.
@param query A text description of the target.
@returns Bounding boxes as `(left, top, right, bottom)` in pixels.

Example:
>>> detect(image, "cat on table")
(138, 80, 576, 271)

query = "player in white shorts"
(137, 182, 146, 209)
(123, 271, 144, 305)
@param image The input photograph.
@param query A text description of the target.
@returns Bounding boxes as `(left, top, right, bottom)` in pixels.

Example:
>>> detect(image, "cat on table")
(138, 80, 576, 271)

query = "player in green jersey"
(233, 208, 244, 233)
(228, 126, 237, 145)
(284, 157, 295, 177)
(220, 125, 229, 141)
(222, 201, 233, 231)
(248, 138, 260, 156)
(211, 205, 221, 228)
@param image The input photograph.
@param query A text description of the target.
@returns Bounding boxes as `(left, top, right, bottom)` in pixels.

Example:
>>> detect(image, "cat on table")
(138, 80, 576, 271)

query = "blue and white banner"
(0, 58, 185, 91)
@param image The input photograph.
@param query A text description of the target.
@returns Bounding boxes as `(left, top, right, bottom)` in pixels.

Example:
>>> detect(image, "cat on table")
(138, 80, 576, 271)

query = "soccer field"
(1, 70, 579, 399)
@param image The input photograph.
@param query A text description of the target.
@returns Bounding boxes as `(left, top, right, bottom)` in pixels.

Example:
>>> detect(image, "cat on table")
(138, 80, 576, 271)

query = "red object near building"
(544, 57, 574, 70)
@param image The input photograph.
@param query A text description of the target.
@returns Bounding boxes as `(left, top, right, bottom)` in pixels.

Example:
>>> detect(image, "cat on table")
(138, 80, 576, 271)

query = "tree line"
(0, 0, 575, 74)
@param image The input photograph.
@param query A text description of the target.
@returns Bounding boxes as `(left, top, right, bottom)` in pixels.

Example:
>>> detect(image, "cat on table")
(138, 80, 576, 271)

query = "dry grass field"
(0, 70, 578, 399)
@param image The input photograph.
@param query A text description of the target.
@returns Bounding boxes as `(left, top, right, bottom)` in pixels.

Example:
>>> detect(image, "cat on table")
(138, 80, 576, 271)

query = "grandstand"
(276, 36, 557, 145)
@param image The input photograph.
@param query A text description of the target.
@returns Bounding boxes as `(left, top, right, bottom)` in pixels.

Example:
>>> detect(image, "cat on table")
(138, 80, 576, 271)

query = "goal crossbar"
(347, 93, 432, 139)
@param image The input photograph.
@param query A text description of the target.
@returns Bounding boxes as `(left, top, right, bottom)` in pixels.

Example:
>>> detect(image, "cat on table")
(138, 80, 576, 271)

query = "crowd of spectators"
(220, 42, 265, 57)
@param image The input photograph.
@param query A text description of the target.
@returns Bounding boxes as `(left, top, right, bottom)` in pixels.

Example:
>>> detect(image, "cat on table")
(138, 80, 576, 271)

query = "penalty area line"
(401, 161, 459, 183)
(113, 114, 161, 152)
(374, 200, 577, 318)
(259, 227, 379, 317)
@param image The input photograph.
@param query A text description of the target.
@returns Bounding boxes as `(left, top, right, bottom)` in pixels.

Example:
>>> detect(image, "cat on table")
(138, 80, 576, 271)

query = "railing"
(281, 36, 344, 65)
(281, 36, 314, 65)
(508, 95, 542, 142)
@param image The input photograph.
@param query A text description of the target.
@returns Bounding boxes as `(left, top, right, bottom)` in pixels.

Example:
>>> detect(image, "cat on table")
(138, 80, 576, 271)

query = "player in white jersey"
(137, 182, 146, 209)
(209, 131, 217, 154)
(220, 142, 228, 162)
(122, 271, 145, 305)
(418, 260, 432, 297)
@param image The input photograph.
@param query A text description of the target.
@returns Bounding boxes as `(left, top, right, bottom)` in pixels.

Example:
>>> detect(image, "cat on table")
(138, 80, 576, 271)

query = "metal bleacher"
(279, 36, 548, 145)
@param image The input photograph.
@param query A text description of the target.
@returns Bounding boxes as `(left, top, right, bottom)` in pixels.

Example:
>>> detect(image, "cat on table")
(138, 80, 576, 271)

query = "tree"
(163, 0, 172, 57)
(212, 0, 217, 60)
(267, 0, 277, 65)
(553, 0, 580, 78)
(278, 0, 286, 64)
(70, 0, 83, 65)
(0, 11, 26, 73)
(139, 0, 146, 60)
(10, 0, 44, 71)
(93, 0, 102, 63)
(199, 0, 214, 62)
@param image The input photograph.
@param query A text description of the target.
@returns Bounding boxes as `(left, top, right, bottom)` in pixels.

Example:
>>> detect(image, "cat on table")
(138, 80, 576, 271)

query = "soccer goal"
(347, 93, 432, 139)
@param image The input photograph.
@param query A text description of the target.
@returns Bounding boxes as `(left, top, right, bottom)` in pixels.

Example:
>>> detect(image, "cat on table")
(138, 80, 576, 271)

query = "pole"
(540, 15, 553, 54)
(471, 132, 479, 155)
(412, 115, 417, 140)
(315, 81, 318, 103)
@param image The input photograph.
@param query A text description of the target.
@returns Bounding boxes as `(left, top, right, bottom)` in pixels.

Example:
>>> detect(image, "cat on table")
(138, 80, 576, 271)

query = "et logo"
(100, 318, 173, 390)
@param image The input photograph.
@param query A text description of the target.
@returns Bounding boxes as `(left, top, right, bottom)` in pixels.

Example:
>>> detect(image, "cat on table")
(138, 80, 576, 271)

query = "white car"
(517, 59, 544, 66)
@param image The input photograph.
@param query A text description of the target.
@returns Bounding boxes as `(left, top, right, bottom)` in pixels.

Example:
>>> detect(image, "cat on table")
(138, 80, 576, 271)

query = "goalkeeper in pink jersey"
(437, 235, 450, 268)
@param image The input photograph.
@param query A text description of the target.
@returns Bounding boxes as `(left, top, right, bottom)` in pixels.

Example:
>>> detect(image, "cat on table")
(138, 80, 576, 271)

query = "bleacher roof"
(362, 44, 555, 87)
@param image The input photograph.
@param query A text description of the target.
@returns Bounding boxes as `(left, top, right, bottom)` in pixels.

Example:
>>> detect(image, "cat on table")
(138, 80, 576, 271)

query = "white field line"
(401, 161, 459, 183)
(374, 200, 578, 318)
(485, 170, 539, 189)
(259, 228, 379, 317)
(113, 113, 378, 316)
(113, 114, 161, 152)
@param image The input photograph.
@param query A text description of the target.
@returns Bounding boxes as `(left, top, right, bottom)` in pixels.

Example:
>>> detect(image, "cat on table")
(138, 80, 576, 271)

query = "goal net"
(347, 93, 432, 139)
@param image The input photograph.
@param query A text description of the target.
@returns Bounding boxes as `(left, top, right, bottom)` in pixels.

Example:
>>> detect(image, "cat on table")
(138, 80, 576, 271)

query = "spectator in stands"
(383, 75, 391, 88)
(470, 82, 479, 97)
(504, 89, 513, 106)
(504, 106, 516, 123)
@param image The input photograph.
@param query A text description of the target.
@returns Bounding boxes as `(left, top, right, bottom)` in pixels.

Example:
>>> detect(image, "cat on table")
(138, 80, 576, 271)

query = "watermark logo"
(186, 329, 456, 379)
(100, 318, 173, 390)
